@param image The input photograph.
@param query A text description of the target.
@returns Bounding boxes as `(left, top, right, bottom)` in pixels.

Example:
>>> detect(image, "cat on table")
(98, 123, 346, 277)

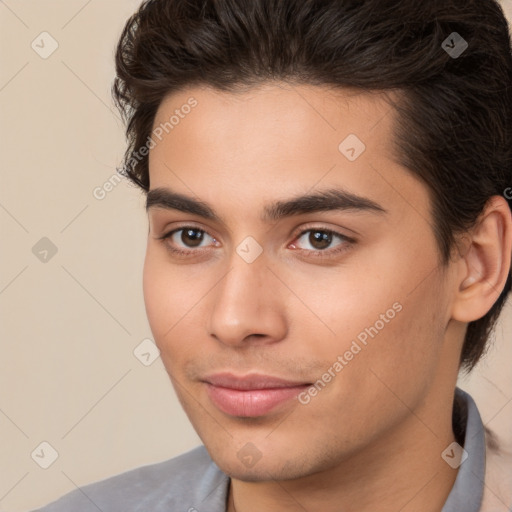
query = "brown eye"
(290, 227, 354, 259)
(179, 228, 205, 247)
(308, 230, 333, 250)
(294, 229, 344, 252)
(158, 226, 217, 256)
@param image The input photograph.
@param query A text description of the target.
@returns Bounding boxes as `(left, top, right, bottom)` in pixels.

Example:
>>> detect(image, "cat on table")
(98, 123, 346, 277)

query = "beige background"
(0, 1, 511, 510)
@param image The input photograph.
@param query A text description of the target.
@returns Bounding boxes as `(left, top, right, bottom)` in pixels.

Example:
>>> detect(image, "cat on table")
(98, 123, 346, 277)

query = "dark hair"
(112, 0, 512, 371)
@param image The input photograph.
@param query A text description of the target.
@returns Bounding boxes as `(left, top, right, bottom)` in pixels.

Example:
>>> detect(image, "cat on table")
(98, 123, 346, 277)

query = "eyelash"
(157, 225, 355, 260)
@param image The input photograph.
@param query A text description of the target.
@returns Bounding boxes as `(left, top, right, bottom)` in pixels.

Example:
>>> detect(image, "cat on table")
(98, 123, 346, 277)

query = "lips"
(202, 373, 311, 417)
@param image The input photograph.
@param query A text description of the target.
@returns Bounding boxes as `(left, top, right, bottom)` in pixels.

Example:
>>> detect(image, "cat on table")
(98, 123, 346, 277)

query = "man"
(35, 0, 512, 510)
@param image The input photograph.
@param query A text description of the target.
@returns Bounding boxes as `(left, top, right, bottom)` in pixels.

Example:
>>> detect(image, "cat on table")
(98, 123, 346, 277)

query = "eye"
(158, 226, 218, 256)
(157, 225, 354, 260)
(290, 228, 354, 258)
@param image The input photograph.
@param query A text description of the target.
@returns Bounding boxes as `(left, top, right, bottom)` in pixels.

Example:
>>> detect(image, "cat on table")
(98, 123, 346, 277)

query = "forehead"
(147, 82, 429, 223)
(151, 82, 395, 156)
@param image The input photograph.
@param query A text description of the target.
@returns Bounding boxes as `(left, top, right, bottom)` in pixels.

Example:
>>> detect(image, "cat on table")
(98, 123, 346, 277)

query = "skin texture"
(143, 82, 512, 512)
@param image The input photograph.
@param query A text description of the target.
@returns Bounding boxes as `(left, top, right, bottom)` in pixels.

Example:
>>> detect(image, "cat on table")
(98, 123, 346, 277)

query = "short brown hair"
(112, 0, 512, 371)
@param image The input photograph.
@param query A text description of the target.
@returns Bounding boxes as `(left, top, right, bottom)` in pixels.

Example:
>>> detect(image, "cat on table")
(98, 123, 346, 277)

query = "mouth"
(202, 372, 312, 417)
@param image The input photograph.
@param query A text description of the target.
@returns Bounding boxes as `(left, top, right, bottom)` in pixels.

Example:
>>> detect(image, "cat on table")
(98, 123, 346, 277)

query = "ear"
(451, 195, 512, 322)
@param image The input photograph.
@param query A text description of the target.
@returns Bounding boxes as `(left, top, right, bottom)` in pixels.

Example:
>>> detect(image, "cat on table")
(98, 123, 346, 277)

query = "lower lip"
(205, 383, 310, 417)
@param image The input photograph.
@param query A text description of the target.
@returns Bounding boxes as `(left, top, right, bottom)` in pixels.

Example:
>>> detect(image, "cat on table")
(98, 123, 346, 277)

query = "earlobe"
(451, 196, 512, 323)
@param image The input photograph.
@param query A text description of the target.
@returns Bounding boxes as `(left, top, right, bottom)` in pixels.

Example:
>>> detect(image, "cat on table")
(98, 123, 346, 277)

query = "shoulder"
(32, 445, 229, 512)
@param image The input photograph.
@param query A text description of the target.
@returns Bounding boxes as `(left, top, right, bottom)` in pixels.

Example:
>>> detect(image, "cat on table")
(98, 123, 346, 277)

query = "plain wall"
(0, 1, 511, 510)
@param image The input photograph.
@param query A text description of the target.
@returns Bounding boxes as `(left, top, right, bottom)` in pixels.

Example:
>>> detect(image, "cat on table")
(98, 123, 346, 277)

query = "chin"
(206, 443, 318, 482)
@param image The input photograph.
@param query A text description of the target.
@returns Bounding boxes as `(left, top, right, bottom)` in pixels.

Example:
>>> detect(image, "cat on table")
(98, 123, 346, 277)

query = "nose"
(206, 252, 288, 348)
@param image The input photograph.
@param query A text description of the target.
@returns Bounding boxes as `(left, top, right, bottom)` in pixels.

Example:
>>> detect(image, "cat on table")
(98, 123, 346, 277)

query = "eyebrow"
(145, 186, 387, 223)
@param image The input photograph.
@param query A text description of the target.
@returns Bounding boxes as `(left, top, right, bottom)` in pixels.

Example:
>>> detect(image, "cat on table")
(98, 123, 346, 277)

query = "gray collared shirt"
(33, 388, 486, 512)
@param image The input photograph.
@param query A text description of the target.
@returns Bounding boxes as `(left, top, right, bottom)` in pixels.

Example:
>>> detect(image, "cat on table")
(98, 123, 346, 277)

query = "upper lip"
(203, 373, 311, 390)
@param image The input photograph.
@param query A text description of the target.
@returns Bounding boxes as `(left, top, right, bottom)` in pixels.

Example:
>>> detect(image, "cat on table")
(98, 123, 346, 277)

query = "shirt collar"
(441, 387, 486, 512)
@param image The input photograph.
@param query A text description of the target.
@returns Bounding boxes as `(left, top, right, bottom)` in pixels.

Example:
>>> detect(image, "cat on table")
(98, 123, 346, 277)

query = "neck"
(227, 392, 459, 512)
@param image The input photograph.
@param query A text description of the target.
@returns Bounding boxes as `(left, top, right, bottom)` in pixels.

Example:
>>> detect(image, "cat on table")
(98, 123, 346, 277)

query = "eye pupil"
(310, 230, 332, 249)
(182, 228, 203, 247)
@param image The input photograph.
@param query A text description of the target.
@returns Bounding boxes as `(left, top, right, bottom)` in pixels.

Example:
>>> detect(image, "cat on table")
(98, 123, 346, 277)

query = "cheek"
(300, 256, 447, 400)
(342, 275, 448, 405)
(142, 250, 186, 351)
(142, 251, 169, 337)
(142, 248, 213, 366)
(293, 284, 448, 445)
(279, 257, 406, 359)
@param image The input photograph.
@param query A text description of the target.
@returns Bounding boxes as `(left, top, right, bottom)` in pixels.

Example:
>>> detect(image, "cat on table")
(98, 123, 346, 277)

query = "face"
(143, 82, 460, 480)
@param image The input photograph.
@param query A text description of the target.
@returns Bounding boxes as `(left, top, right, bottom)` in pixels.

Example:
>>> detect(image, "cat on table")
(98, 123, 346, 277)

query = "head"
(113, 0, 512, 479)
